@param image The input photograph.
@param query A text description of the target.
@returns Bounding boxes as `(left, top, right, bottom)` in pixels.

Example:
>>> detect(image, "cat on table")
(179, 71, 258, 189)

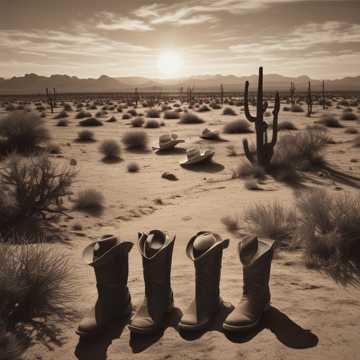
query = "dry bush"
(75, 110, 91, 119)
(272, 128, 328, 173)
(99, 140, 121, 160)
(46, 143, 62, 155)
(344, 127, 358, 134)
(197, 104, 211, 112)
(95, 110, 107, 118)
(244, 178, 262, 190)
(122, 113, 131, 120)
(341, 111, 358, 121)
(318, 113, 343, 128)
(78, 117, 103, 127)
(122, 130, 148, 151)
(232, 160, 265, 179)
(0, 243, 74, 325)
(223, 119, 252, 134)
(278, 121, 297, 131)
(0, 111, 50, 154)
(56, 119, 68, 127)
(106, 116, 117, 123)
(77, 130, 95, 142)
(290, 104, 304, 113)
(296, 189, 360, 285)
(221, 215, 241, 233)
(74, 189, 104, 214)
(54, 111, 68, 119)
(163, 111, 180, 119)
(63, 103, 73, 112)
(179, 112, 204, 124)
(131, 117, 144, 127)
(0, 329, 24, 360)
(146, 109, 160, 118)
(0, 155, 75, 243)
(144, 119, 161, 128)
(222, 107, 237, 116)
(127, 109, 137, 117)
(243, 201, 297, 247)
(127, 162, 140, 173)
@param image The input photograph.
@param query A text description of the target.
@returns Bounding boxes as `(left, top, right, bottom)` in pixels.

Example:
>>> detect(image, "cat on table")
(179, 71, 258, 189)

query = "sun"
(157, 50, 184, 78)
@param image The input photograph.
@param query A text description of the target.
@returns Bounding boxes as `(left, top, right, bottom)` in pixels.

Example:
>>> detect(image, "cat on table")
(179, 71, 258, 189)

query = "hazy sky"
(1, 0, 360, 79)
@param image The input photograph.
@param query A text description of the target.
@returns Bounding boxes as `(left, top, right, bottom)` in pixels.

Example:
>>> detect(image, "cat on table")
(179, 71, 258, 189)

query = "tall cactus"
(306, 81, 313, 117)
(290, 81, 296, 105)
(322, 80, 326, 110)
(220, 83, 224, 105)
(242, 67, 280, 169)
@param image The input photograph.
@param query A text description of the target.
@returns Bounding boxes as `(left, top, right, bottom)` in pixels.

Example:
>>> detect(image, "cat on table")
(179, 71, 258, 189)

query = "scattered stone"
(162, 172, 178, 181)
(70, 158, 77, 166)
(182, 216, 192, 221)
(335, 186, 342, 191)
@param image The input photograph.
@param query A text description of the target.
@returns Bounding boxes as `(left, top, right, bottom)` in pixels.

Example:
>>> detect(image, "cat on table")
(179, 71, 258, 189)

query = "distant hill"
(0, 73, 359, 94)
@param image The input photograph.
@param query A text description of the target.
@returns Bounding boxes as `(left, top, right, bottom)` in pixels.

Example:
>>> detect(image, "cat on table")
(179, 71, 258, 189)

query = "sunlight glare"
(157, 50, 184, 78)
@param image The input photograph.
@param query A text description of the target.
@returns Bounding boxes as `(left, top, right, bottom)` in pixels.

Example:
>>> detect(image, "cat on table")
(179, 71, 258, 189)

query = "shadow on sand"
(154, 147, 187, 155)
(180, 161, 225, 173)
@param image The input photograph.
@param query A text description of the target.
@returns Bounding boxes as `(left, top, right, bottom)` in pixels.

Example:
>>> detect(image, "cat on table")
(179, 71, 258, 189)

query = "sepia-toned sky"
(1, 0, 360, 79)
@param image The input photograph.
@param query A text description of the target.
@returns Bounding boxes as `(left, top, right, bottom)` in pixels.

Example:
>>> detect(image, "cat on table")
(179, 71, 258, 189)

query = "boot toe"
(223, 311, 259, 331)
(77, 317, 98, 336)
(128, 316, 158, 334)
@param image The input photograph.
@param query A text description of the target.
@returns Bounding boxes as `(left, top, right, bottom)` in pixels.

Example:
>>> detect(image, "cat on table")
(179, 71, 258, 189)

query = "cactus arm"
(242, 138, 255, 164)
(271, 92, 280, 147)
(244, 81, 257, 123)
(262, 101, 268, 113)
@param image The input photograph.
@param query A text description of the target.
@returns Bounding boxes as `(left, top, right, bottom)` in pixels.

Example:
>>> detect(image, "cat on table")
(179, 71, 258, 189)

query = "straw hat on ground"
(200, 128, 221, 140)
(180, 147, 215, 166)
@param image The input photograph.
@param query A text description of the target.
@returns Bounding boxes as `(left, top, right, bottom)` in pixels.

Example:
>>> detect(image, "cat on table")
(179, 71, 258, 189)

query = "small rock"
(335, 186, 342, 191)
(70, 159, 77, 166)
(162, 172, 178, 181)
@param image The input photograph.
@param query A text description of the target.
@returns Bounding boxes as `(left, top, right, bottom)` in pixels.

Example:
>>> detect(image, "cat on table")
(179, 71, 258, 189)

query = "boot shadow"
(178, 301, 234, 341)
(74, 317, 128, 360)
(129, 306, 182, 353)
(263, 306, 319, 349)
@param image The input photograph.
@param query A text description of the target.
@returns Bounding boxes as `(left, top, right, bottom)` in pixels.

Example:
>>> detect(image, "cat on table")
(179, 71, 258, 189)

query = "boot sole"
(222, 304, 271, 333)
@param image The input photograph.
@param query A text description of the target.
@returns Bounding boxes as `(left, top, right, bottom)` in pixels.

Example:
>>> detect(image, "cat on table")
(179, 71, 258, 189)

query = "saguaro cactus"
(322, 80, 326, 110)
(220, 83, 224, 105)
(290, 81, 296, 105)
(242, 67, 280, 169)
(306, 81, 313, 117)
(134, 87, 139, 107)
(45, 87, 56, 113)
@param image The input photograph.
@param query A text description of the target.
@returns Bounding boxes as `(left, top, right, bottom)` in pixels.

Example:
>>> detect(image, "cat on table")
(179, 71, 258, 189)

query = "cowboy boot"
(128, 230, 175, 334)
(223, 235, 275, 332)
(76, 235, 133, 338)
(178, 231, 229, 331)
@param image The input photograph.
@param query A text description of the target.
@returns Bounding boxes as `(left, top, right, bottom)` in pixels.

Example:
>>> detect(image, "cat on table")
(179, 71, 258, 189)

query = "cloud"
(96, 13, 153, 31)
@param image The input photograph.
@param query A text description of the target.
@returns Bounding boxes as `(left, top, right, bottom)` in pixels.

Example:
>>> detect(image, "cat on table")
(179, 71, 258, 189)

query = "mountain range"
(0, 73, 359, 94)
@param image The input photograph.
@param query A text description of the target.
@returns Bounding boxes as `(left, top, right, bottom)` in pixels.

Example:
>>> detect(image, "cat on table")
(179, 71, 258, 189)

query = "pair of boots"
(76, 230, 274, 337)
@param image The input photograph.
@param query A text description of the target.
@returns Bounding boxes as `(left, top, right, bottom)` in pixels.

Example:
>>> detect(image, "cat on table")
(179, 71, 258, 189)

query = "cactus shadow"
(74, 318, 128, 360)
(129, 306, 182, 353)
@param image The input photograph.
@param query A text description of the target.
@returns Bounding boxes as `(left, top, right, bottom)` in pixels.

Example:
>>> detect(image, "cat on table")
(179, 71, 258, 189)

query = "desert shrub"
(210, 102, 222, 110)
(341, 111, 358, 121)
(78, 117, 103, 127)
(338, 99, 350, 107)
(95, 110, 107, 118)
(198, 104, 210, 112)
(0, 243, 73, 326)
(99, 140, 121, 160)
(56, 119, 68, 127)
(63, 103, 73, 112)
(127, 162, 140, 173)
(232, 160, 265, 179)
(179, 112, 204, 124)
(122, 131, 148, 151)
(272, 128, 328, 172)
(344, 127, 358, 134)
(0, 111, 50, 154)
(318, 113, 343, 128)
(77, 130, 95, 142)
(122, 113, 131, 120)
(290, 104, 304, 113)
(296, 190, 360, 285)
(0, 155, 75, 242)
(75, 110, 91, 119)
(163, 111, 180, 120)
(74, 189, 104, 214)
(278, 121, 297, 131)
(54, 111, 68, 119)
(221, 215, 240, 233)
(5, 104, 16, 112)
(146, 109, 160, 118)
(127, 109, 137, 116)
(244, 178, 262, 190)
(283, 106, 291, 112)
(106, 116, 117, 123)
(243, 201, 297, 246)
(222, 107, 237, 116)
(0, 329, 24, 360)
(223, 119, 252, 134)
(144, 119, 160, 128)
(46, 142, 62, 154)
(131, 117, 144, 128)
(353, 135, 360, 147)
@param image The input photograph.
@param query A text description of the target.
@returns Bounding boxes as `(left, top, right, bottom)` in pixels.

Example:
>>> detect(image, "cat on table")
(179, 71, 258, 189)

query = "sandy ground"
(2, 100, 360, 360)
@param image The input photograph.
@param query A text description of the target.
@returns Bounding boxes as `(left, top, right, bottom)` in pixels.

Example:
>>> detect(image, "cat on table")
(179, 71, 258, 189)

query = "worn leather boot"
(178, 231, 229, 331)
(128, 230, 175, 334)
(76, 234, 133, 338)
(223, 235, 274, 332)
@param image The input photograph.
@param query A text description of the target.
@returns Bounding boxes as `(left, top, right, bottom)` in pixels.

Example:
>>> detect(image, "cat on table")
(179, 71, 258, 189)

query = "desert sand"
(4, 101, 360, 360)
